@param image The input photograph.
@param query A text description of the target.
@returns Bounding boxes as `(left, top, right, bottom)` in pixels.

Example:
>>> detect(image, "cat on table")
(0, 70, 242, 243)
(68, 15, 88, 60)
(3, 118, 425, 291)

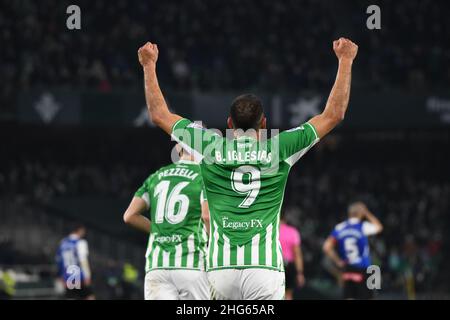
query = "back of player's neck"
(233, 129, 259, 140)
(179, 156, 195, 163)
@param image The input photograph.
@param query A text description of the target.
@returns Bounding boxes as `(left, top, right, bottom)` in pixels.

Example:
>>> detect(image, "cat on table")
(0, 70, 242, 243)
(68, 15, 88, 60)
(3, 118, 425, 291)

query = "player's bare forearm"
(294, 246, 306, 287)
(125, 214, 151, 233)
(323, 237, 345, 268)
(309, 38, 358, 138)
(328, 248, 345, 268)
(138, 42, 182, 134)
(123, 196, 151, 233)
(364, 209, 383, 233)
(323, 59, 353, 121)
(143, 64, 181, 133)
(294, 246, 304, 273)
(310, 58, 352, 137)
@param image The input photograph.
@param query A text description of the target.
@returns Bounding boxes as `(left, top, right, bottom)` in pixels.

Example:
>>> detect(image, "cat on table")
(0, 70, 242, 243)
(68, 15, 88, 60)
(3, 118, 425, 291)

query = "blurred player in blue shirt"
(56, 224, 94, 300)
(323, 202, 383, 299)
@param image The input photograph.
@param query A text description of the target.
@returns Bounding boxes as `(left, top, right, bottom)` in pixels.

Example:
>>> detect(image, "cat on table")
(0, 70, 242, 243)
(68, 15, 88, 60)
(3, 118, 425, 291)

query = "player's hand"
(58, 278, 66, 289)
(297, 273, 305, 288)
(84, 278, 92, 286)
(333, 38, 358, 62)
(336, 259, 346, 269)
(360, 203, 370, 216)
(353, 202, 369, 217)
(138, 42, 159, 67)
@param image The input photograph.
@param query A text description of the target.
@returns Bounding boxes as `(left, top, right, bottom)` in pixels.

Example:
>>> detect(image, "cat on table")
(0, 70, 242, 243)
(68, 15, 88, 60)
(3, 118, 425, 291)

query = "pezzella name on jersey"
(222, 217, 263, 230)
(157, 167, 199, 181)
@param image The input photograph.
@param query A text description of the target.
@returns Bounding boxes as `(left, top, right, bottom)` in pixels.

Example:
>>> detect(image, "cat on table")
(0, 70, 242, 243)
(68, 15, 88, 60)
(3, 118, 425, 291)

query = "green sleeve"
(171, 118, 221, 161)
(134, 175, 152, 208)
(277, 122, 319, 166)
(200, 184, 207, 203)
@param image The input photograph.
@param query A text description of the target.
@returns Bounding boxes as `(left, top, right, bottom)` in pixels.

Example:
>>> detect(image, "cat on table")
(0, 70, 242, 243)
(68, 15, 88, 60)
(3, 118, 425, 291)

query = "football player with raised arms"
(137, 37, 358, 299)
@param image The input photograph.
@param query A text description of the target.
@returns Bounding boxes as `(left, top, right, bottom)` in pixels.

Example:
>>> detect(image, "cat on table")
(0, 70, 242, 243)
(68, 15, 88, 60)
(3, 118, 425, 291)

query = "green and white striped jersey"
(172, 119, 319, 272)
(135, 160, 208, 272)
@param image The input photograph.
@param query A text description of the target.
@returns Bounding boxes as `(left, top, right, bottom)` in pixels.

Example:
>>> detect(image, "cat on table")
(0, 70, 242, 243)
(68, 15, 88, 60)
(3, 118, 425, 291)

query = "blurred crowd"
(285, 163, 447, 295)
(2, 0, 449, 299)
(1, 0, 449, 112)
(1, 131, 449, 296)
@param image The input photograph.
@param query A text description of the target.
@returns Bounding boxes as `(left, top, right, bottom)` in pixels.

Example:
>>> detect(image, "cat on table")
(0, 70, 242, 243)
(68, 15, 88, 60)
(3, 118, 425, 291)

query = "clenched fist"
(333, 38, 358, 62)
(138, 42, 159, 67)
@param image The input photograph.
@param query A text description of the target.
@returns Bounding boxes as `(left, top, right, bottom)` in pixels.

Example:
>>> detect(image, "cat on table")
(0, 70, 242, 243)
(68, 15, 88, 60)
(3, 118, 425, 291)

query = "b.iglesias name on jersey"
(172, 119, 320, 271)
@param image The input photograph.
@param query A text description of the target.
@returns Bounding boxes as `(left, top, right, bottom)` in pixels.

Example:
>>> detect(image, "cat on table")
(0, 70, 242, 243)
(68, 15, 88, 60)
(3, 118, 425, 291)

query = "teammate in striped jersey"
(137, 37, 358, 299)
(123, 146, 209, 300)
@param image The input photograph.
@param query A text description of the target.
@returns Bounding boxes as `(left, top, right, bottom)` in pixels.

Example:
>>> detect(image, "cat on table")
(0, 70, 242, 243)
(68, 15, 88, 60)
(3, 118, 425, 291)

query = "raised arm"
(362, 204, 383, 234)
(138, 42, 182, 134)
(309, 38, 358, 138)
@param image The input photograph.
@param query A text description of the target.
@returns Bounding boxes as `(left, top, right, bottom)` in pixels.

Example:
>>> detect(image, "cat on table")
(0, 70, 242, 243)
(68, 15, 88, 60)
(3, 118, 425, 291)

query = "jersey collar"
(177, 159, 198, 165)
(235, 135, 257, 141)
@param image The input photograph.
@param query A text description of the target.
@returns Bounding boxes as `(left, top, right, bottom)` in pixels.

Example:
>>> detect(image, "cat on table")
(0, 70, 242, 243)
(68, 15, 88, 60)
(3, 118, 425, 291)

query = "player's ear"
(260, 116, 267, 129)
(227, 117, 234, 129)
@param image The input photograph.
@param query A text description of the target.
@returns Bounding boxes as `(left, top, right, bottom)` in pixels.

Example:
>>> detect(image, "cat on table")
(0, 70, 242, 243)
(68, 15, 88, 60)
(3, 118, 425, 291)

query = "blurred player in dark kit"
(323, 202, 383, 299)
(56, 225, 95, 300)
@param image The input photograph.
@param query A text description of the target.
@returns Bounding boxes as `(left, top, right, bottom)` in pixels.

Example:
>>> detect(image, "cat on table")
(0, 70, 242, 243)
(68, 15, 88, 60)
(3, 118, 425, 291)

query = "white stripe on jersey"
(206, 222, 282, 271)
(212, 221, 220, 268)
(223, 234, 231, 267)
(236, 245, 245, 265)
(145, 234, 155, 271)
(152, 246, 160, 268)
(277, 242, 284, 270)
(198, 250, 204, 270)
(274, 220, 282, 269)
(265, 224, 273, 266)
(162, 250, 170, 267)
(251, 233, 260, 265)
(174, 243, 182, 268)
(145, 234, 154, 258)
(187, 234, 195, 268)
(284, 128, 320, 166)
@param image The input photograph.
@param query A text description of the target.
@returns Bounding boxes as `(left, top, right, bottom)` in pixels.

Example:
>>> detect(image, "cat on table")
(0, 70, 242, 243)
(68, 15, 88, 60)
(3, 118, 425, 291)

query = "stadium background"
(1, 0, 449, 299)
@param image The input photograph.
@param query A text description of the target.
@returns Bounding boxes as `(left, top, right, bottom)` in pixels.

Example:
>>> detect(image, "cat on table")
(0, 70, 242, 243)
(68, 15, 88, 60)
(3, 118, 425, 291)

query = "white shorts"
(144, 269, 210, 300)
(207, 269, 285, 300)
